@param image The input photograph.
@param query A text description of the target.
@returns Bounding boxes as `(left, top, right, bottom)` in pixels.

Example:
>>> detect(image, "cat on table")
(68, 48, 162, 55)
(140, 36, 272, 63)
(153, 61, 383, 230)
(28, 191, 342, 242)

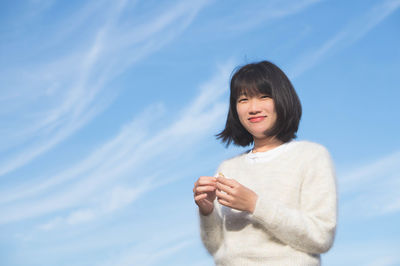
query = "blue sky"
(0, 0, 399, 265)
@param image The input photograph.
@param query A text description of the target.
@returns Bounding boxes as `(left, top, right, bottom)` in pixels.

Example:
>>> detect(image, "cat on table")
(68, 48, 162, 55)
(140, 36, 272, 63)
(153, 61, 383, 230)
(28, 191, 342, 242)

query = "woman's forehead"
(237, 86, 270, 97)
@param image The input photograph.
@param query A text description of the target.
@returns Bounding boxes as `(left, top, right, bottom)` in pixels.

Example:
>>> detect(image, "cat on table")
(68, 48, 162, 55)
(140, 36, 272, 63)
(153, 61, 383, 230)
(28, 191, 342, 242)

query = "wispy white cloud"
(0, 0, 211, 177)
(0, 60, 232, 266)
(190, 258, 215, 266)
(22, 0, 56, 22)
(288, 0, 400, 78)
(0, 104, 158, 204)
(105, 239, 195, 266)
(367, 256, 400, 266)
(0, 60, 233, 226)
(40, 186, 134, 228)
(229, 0, 322, 31)
(36, 180, 153, 230)
(199, 0, 321, 33)
(0, 0, 127, 174)
(18, 204, 201, 266)
(338, 150, 400, 218)
(326, 241, 400, 266)
(339, 151, 400, 192)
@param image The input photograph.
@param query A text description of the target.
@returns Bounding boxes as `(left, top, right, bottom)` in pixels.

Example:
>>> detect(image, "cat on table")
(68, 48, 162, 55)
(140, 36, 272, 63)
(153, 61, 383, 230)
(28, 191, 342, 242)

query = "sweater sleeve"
(250, 146, 337, 254)
(199, 199, 223, 255)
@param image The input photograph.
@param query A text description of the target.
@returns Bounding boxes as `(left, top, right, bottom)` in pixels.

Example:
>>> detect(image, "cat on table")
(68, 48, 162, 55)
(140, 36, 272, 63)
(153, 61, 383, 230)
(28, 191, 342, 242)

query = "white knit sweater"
(199, 141, 337, 266)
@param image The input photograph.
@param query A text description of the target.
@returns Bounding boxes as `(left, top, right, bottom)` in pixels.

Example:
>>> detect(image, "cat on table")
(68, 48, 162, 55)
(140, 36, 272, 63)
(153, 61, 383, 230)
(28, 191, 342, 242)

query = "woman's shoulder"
(290, 140, 332, 160)
(217, 150, 249, 169)
(292, 140, 329, 151)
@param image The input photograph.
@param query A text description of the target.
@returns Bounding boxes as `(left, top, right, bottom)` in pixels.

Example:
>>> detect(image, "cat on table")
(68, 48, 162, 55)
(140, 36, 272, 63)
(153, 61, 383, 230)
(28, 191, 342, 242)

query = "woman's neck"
(252, 137, 284, 153)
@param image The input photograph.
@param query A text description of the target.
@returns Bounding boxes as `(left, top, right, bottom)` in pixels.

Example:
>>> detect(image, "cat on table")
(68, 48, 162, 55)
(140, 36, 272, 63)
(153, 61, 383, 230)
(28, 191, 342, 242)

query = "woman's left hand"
(216, 176, 258, 213)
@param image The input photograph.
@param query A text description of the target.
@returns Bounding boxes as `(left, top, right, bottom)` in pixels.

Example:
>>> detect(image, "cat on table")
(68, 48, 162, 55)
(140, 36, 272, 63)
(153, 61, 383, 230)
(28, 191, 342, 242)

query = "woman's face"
(236, 93, 277, 140)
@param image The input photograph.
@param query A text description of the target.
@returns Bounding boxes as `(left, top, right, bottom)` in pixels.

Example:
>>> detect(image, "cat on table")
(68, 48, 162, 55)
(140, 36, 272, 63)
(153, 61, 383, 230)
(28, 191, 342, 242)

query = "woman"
(193, 60, 337, 265)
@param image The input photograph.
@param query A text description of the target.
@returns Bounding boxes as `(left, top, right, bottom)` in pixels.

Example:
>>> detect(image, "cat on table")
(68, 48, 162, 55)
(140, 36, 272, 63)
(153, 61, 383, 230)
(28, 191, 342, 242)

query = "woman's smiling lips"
(248, 116, 266, 123)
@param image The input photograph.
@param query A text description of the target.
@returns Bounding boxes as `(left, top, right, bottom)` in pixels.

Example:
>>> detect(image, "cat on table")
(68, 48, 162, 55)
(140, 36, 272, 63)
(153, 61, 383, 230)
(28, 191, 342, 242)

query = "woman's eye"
(238, 98, 248, 102)
(260, 95, 270, 99)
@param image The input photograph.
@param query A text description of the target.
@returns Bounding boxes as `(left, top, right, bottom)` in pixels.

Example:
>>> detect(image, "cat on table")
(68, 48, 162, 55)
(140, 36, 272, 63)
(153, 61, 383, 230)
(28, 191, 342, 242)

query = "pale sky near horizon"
(1, 0, 400, 265)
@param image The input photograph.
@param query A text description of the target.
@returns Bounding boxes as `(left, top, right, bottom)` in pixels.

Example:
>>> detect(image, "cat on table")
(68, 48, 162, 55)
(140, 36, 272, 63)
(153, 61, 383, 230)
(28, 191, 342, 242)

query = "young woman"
(193, 61, 337, 265)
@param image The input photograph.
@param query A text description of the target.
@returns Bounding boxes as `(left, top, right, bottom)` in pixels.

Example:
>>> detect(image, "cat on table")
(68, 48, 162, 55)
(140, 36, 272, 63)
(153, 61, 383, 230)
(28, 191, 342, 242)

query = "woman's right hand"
(193, 176, 217, 216)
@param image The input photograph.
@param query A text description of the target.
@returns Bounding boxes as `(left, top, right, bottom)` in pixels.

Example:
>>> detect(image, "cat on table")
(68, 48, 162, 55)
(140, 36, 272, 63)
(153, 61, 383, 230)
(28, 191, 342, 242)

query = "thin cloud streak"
(0, 104, 158, 204)
(37, 181, 152, 230)
(0, 0, 210, 177)
(288, 0, 400, 78)
(339, 150, 400, 193)
(119, 240, 195, 266)
(0, 61, 233, 225)
(0, 0, 129, 176)
(97, 0, 211, 83)
(202, 0, 321, 33)
(229, 0, 322, 31)
(96, 228, 198, 266)
(326, 241, 400, 266)
(339, 150, 400, 218)
(366, 256, 400, 266)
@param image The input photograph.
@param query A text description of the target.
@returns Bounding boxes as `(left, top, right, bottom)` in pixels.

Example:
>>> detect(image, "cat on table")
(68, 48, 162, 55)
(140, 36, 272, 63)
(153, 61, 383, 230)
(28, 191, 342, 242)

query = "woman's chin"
(251, 133, 269, 140)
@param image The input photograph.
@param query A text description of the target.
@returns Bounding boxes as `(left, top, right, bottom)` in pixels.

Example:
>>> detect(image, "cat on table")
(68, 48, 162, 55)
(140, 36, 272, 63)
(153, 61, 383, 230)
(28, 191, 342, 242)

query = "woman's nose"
(248, 99, 261, 114)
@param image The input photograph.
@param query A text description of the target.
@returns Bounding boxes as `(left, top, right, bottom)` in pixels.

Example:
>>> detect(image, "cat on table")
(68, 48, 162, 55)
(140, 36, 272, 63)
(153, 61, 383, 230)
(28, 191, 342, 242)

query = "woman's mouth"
(248, 116, 266, 123)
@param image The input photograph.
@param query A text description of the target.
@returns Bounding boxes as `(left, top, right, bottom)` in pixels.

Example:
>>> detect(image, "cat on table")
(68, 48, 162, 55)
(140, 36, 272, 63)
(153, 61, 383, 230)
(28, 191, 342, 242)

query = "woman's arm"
(198, 200, 224, 255)
(215, 147, 337, 254)
(194, 175, 224, 255)
(251, 147, 337, 254)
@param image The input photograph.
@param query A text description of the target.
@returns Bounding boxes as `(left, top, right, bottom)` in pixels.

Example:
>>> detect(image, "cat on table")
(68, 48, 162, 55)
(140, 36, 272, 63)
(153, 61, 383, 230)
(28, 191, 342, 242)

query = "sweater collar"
(245, 140, 296, 163)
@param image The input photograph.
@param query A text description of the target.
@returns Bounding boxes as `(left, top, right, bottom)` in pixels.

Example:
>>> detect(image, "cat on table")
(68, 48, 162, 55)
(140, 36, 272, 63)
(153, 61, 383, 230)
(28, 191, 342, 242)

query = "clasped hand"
(193, 175, 258, 215)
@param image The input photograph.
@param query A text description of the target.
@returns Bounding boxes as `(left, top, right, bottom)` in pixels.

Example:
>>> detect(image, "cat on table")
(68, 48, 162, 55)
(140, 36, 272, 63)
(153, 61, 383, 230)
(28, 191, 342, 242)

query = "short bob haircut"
(217, 60, 302, 147)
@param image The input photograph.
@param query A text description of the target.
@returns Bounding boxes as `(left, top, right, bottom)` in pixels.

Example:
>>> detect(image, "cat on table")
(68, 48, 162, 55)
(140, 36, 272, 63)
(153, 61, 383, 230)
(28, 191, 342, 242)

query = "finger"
(194, 189, 215, 195)
(198, 176, 217, 186)
(198, 180, 217, 186)
(195, 185, 216, 194)
(217, 198, 231, 207)
(216, 189, 233, 202)
(199, 176, 217, 181)
(216, 182, 233, 194)
(194, 193, 207, 201)
(216, 176, 236, 187)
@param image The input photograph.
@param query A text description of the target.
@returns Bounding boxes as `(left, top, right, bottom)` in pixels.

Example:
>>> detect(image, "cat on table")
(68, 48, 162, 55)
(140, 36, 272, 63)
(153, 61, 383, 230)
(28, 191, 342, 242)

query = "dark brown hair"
(216, 60, 302, 147)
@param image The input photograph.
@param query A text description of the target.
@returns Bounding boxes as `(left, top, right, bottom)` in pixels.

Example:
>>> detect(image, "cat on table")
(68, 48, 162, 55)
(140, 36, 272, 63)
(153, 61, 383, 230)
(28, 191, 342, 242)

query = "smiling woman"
(193, 61, 337, 266)
(218, 61, 302, 148)
(236, 93, 277, 143)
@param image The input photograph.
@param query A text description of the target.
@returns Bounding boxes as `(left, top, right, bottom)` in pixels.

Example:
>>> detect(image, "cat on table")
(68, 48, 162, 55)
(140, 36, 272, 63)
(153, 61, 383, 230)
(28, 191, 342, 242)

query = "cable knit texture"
(199, 141, 337, 266)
